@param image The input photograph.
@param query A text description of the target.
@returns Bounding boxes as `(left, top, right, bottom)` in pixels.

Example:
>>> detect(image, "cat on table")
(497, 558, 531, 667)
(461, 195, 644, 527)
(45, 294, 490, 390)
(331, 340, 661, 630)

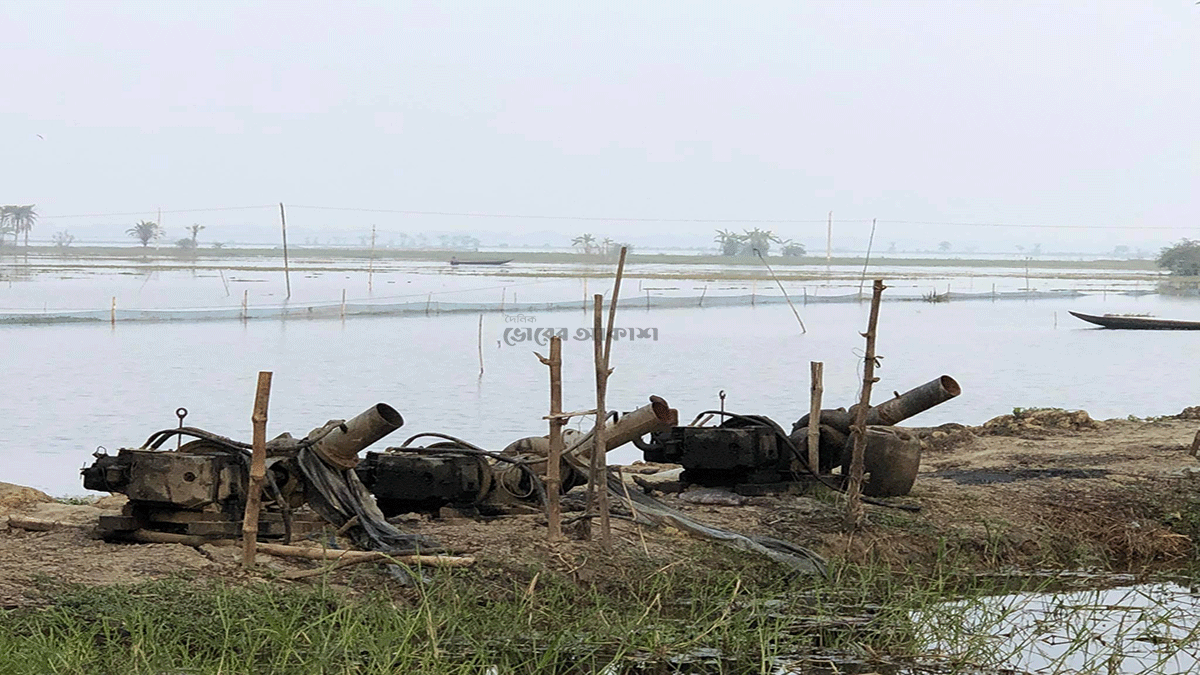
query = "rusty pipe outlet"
(864, 375, 961, 426)
(573, 395, 677, 461)
(310, 403, 404, 470)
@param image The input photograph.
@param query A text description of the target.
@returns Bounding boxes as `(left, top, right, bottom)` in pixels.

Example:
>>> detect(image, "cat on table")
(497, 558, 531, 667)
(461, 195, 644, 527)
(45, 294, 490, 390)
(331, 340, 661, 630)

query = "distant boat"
(1068, 311, 1200, 330)
(449, 258, 513, 266)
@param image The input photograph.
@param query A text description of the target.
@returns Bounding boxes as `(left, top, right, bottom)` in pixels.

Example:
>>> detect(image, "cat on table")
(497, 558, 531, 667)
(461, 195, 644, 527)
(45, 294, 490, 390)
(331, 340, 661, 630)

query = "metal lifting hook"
(175, 408, 188, 450)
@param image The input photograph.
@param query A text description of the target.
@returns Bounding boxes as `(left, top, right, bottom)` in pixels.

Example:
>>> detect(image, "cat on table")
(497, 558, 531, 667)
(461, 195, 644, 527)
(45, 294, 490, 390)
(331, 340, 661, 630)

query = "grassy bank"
(2, 542, 1196, 675)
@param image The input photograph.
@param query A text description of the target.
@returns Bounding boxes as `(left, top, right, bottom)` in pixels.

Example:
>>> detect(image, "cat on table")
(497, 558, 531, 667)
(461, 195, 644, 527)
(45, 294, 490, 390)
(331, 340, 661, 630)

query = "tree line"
(713, 228, 805, 257)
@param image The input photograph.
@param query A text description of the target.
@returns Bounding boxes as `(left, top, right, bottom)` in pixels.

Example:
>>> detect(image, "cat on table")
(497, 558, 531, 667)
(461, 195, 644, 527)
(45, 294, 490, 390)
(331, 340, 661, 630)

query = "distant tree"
(52, 230, 74, 248)
(211, 242, 225, 249)
(1112, 245, 1130, 257)
(1157, 239, 1200, 276)
(713, 229, 743, 256)
(127, 220, 162, 247)
(780, 239, 806, 257)
(4, 205, 37, 246)
(186, 223, 204, 248)
(887, 241, 897, 253)
(572, 233, 596, 254)
(938, 241, 952, 252)
(175, 238, 197, 250)
(1030, 243, 1042, 256)
(0, 207, 15, 245)
(740, 228, 781, 256)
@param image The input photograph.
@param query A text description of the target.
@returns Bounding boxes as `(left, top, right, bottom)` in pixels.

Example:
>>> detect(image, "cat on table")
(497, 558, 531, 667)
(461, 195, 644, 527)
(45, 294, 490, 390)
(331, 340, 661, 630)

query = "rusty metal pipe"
(795, 376, 961, 433)
(864, 375, 961, 426)
(310, 403, 404, 470)
(572, 395, 677, 461)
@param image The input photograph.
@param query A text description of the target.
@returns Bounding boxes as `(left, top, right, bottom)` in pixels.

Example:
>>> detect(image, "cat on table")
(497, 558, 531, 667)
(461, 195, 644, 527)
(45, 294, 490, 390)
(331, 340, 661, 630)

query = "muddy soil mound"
(912, 424, 979, 453)
(1176, 406, 1200, 420)
(977, 408, 1101, 436)
(0, 483, 53, 513)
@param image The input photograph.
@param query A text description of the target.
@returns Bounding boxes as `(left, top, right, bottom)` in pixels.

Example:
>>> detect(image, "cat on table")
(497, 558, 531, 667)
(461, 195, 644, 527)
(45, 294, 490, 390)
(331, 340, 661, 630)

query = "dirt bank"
(3, 409, 1198, 607)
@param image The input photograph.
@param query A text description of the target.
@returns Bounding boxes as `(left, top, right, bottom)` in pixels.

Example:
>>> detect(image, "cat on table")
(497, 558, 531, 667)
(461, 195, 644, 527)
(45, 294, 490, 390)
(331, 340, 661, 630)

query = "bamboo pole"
(602, 247, 627, 366)
(857, 218, 877, 300)
(279, 203, 291, 299)
(538, 336, 565, 541)
(242, 290, 248, 322)
(808, 362, 823, 475)
(846, 280, 885, 530)
(589, 294, 611, 547)
(341, 289, 347, 321)
(110, 297, 116, 327)
(281, 552, 475, 580)
(477, 314, 484, 377)
(241, 371, 274, 566)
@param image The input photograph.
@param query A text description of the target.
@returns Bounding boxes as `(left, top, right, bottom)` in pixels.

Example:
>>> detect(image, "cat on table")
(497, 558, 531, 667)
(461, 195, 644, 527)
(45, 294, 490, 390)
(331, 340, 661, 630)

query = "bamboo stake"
(857, 218, 877, 300)
(242, 371, 273, 566)
(589, 294, 611, 547)
(110, 297, 116, 327)
(281, 552, 475, 580)
(341, 289, 347, 321)
(602, 247, 627, 366)
(242, 290, 248, 322)
(279, 203, 291, 299)
(537, 336, 565, 541)
(846, 280, 885, 530)
(477, 314, 484, 377)
(254, 543, 474, 566)
(808, 362, 823, 475)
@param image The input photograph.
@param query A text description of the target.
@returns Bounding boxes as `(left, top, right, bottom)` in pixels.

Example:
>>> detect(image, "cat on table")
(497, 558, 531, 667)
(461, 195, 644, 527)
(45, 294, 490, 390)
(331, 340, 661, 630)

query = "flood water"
(1, 275, 1196, 496)
(914, 582, 1200, 674)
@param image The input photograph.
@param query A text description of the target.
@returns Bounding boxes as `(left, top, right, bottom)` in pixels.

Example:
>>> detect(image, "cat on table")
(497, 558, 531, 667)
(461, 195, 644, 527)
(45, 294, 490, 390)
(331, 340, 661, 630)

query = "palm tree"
(741, 228, 782, 256)
(780, 239, 806, 257)
(572, 233, 596, 254)
(713, 229, 743, 256)
(127, 220, 162, 247)
(0, 206, 13, 246)
(186, 224, 205, 248)
(6, 205, 37, 246)
(938, 241, 951, 252)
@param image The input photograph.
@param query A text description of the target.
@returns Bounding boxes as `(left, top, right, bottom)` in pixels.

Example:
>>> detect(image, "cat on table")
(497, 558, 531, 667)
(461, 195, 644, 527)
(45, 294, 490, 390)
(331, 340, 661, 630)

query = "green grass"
(3, 545, 1194, 675)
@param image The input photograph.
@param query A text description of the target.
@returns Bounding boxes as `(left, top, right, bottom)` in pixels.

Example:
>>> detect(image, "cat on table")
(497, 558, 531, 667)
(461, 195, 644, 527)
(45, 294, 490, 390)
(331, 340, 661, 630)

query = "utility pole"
(826, 211, 832, 266)
(279, 203, 291, 299)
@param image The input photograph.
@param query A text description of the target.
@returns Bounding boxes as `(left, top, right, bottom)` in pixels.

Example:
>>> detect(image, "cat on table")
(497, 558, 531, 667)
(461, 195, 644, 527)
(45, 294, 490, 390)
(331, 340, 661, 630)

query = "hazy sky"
(1, 1, 1196, 249)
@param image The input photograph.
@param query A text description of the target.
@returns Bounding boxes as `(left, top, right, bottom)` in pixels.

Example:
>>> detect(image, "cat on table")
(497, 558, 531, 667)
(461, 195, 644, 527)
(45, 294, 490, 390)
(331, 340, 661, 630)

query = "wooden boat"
(449, 258, 512, 266)
(1068, 311, 1200, 330)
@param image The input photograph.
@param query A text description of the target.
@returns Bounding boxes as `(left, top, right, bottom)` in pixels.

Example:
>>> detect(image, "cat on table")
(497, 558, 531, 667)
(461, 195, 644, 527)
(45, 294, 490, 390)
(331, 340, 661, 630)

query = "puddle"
(914, 582, 1200, 674)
